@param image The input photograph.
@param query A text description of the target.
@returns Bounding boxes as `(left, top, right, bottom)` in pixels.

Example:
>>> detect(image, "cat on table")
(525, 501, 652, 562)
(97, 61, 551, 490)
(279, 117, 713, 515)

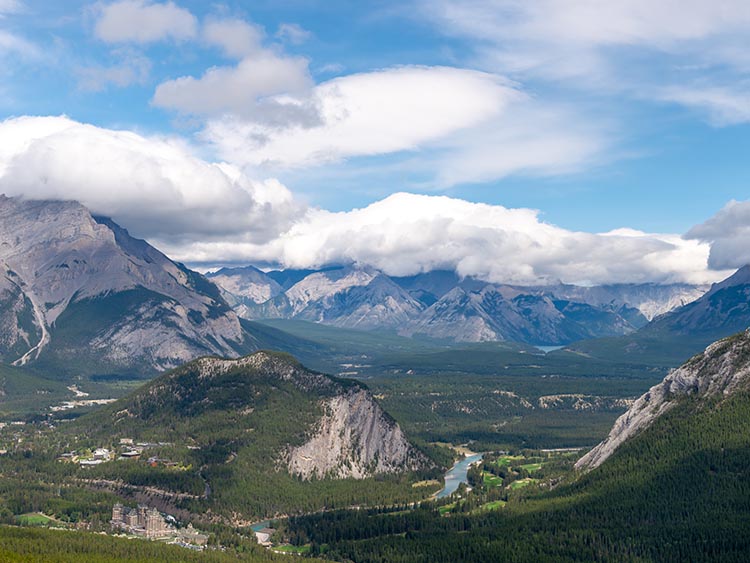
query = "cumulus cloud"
(163, 193, 725, 286)
(203, 18, 265, 59)
(94, 0, 197, 44)
(685, 199, 750, 269)
(202, 66, 521, 168)
(152, 17, 313, 126)
(0, 115, 302, 243)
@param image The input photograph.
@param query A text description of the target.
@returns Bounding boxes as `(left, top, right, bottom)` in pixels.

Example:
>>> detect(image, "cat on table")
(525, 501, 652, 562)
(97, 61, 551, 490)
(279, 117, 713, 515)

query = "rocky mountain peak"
(0, 195, 251, 372)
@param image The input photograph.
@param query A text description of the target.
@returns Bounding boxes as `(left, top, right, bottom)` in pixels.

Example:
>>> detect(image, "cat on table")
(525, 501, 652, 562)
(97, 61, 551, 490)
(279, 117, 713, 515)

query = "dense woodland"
(281, 391, 750, 562)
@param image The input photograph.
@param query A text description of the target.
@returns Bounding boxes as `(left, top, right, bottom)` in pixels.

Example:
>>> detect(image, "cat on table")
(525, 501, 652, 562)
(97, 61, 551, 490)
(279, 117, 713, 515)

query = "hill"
(67, 351, 435, 518)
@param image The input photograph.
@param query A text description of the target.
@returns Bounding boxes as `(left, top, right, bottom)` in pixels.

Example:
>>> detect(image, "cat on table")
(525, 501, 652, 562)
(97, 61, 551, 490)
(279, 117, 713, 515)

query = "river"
(436, 453, 483, 499)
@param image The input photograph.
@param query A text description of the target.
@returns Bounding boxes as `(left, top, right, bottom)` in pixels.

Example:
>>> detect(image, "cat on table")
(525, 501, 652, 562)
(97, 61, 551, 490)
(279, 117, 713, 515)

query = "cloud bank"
(162, 193, 726, 287)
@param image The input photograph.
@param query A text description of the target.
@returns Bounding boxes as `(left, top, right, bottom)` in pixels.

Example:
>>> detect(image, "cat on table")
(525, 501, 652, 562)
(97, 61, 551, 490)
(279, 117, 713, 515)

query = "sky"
(0, 0, 749, 285)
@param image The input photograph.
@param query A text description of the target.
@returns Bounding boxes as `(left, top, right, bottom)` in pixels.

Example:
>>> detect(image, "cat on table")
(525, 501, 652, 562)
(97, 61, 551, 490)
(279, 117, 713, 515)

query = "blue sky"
(1, 0, 749, 283)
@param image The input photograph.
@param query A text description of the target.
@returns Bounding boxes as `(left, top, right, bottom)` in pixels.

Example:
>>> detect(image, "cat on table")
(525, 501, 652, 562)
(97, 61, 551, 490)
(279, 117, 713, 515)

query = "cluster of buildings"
(111, 503, 208, 546)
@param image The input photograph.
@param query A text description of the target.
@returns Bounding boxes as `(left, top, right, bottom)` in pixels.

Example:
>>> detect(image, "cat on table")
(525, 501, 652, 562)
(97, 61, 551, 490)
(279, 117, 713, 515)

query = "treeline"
(0, 526, 324, 563)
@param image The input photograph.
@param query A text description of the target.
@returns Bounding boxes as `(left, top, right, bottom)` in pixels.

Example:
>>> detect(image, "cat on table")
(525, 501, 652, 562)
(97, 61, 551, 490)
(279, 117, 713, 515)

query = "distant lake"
(534, 345, 565, 353)
(436, 453, 483, 499)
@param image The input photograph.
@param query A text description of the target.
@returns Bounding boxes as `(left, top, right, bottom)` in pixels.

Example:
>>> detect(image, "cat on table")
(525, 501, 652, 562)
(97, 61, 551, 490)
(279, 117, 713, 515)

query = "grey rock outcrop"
(288, 387, 429, 479)
(576, 329, 750, 471)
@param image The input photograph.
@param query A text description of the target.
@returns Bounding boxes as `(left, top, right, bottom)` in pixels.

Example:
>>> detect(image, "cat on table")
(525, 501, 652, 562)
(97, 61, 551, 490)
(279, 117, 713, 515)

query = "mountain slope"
(0, 196, 254, 375)
(206, 266, 282, 319)
(285, 331, 750, 562)
(577, 328, 750, 470)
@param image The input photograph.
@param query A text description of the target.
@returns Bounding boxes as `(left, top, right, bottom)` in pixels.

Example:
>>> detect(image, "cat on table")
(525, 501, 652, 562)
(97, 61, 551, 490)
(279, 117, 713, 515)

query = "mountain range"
(208, 265, 708, 345)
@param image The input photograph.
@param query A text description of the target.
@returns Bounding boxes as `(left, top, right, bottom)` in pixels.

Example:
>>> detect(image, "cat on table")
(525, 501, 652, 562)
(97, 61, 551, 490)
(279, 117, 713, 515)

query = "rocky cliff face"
(576, 330, 750, 471)
(0, 195, 251, 373)
(288, 387, 428, 479)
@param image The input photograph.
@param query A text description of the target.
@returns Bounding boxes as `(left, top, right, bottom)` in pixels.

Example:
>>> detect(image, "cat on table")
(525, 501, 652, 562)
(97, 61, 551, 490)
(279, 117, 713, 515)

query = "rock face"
(0, 196, 252, 373)
(288, 387, 427, 479)
(576, 330, 750, 471)
(211, 264, 707, 345)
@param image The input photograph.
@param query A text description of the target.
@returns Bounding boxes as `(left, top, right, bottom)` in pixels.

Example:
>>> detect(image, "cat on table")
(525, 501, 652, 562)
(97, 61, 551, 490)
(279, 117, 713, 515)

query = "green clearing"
(509, 478, 538, 490)
(519, 462, 543, 473)
(438, 503, 456, 515)
(494, 455, 523, 468)
(473, 500, 505, 513)
(16, 513, 54, 526)
(482, 472, 503, 488)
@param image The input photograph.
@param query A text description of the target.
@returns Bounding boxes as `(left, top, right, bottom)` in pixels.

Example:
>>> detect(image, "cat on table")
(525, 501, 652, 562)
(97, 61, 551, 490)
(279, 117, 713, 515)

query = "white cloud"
(152, 17, 313, 124)
(657, 86, 750, 125)
(0, 0, 23, 15)
(276, 23, 312, 45)
(200, 66, 606, 185)
(203, 18, 264, 59)
(425, 101, 608, 187)
(152, 52, 313, 120)
(419, 0, 750, 124)
(164, 192, 725, 286)
(0, 115, 728, 286)
(203, 66, 520, 168)
(0, 29, 38, 57)
(685, 199, 750, 269)
(94, 0, 197, 44)
(0, 116, 302, 243)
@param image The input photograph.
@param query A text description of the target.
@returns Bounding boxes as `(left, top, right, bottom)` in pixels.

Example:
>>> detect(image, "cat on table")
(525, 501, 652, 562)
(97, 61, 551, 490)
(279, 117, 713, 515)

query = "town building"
(111, 503, 208, 546)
